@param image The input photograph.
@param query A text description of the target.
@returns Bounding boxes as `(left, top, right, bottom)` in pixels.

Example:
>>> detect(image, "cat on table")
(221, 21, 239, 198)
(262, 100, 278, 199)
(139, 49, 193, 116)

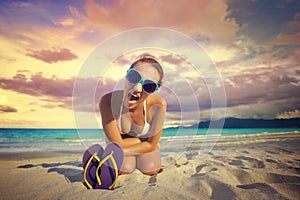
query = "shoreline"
(0, 132, 299, 159)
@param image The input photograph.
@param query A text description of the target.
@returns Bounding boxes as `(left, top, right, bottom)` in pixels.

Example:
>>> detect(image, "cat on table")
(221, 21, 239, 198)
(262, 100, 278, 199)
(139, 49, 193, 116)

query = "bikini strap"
(143, 100, 147, 123)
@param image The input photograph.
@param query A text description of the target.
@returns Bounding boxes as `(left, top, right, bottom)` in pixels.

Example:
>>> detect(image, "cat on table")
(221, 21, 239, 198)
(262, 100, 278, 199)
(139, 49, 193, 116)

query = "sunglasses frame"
(126, 68, 159, 94)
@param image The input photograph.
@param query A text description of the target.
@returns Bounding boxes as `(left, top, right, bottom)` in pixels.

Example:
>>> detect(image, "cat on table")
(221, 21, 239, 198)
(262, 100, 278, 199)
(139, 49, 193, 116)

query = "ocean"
(0, 128, 299, 153)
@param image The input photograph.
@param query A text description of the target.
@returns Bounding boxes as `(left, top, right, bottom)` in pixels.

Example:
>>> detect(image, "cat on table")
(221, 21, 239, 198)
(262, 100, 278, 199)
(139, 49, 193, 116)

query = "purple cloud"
(1, 69, 299, 119)
(0, 72, 118, 112)
(26, 47, 78, 63)
(0, 72, 74, 97)
(160, 54, 183, 65)
(0, 105, 17, 113)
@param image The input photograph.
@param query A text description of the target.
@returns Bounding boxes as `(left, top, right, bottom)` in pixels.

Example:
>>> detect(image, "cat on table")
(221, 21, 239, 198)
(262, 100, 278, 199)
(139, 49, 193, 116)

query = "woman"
(99, 54, 166, 176)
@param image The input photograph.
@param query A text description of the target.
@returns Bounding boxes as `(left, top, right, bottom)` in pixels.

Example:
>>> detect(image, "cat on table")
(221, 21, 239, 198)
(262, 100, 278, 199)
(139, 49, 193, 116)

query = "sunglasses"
(126, 68, 159, 94)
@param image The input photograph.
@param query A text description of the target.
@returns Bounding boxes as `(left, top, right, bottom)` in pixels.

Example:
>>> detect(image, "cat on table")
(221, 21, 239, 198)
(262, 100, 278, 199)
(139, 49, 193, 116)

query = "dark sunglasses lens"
(143, 80, 158, 93)
(127, 70, 141, 84)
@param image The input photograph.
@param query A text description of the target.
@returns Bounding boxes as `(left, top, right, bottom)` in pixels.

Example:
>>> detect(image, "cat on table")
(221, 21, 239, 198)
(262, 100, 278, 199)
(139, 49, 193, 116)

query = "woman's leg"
(120, 155, 136, 174)
(119, 134, 139, 174)
(136, 149, 162, 176)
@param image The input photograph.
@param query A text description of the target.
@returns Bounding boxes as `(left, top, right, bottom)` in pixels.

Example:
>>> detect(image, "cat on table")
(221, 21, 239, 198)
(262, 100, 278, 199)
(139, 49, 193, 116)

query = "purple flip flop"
(82, 144, 104, 189)
(82, 142, 124, 190)
(95, 142, 124, 190)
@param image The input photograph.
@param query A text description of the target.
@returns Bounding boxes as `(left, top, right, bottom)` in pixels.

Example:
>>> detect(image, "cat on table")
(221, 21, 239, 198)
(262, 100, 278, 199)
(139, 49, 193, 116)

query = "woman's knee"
(136, 150, 162, 175)
(141, 168, 162, 176)
(138, 162, 162, 176)
(120, 156, 136, 174)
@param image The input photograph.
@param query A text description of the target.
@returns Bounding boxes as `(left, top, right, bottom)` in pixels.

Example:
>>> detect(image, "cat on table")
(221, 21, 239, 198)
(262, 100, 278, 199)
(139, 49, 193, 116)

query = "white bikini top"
(118, 100, 150, 137)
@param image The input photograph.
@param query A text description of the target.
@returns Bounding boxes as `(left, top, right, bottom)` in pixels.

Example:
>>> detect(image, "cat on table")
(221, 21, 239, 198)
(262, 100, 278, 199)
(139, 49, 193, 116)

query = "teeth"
(129, 92, 139, 101)
(129, 92, 138, 97)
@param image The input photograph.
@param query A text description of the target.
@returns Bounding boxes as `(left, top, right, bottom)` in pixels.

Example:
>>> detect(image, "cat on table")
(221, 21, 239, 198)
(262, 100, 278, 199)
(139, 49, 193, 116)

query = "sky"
(0, 0, 299, 128)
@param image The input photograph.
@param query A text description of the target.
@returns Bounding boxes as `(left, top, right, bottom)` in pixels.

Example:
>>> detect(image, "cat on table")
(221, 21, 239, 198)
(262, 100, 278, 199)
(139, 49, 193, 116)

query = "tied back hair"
(129, 53, 164, 86)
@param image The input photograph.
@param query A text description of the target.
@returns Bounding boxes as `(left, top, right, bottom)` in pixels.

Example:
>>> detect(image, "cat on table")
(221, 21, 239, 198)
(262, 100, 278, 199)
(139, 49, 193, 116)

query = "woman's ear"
(156, 85, 161, 93)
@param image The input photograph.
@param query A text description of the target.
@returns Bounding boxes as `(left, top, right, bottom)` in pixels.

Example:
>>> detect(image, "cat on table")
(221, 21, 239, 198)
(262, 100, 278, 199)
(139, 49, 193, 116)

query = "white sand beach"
(0, 132, 299, 200)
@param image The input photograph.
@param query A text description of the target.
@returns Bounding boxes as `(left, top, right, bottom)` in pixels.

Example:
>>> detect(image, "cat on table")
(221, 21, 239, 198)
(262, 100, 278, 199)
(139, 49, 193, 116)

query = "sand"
(0, 133, 299, 200)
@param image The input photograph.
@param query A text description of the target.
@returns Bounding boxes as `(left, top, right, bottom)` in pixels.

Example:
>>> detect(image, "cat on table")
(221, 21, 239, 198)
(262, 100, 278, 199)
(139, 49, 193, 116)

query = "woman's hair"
(129, 53, 164, 86)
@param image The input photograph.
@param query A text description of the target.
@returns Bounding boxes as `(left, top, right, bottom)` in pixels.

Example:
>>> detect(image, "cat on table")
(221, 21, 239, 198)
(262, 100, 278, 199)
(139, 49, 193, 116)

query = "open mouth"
(127, 92, 140, 106)
(129, 93, 140, 101)
(128, 93, 139, 101)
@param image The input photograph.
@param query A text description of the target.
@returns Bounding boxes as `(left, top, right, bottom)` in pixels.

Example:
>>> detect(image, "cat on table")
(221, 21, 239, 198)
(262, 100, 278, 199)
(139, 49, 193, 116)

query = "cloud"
(0, 72, 74, 97)
(226, 0, 299, 43)
(0, 72, 76, 112)
(53, 17, 75, 27)
(26, 47, 78, 63)
(288, 12, 300, 28)
(157, 65, 298, 115)
(224, 73, 300, 107)
(68, 0, 239, 42)
(265, 32, 300, 52)
(160, 54, 184, 65)
(0, 72, 118, 112)
(276, 109, 300, 119)
(163, 64, 300, 116)
(0, 105, 17, 113)
(0, 0, 299, 127)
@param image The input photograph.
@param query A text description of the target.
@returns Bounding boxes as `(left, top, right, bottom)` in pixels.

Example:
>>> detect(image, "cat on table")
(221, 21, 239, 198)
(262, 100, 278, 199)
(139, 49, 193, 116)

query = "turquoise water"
(0, 128, 299, 152)
(163, 128, 300, 136)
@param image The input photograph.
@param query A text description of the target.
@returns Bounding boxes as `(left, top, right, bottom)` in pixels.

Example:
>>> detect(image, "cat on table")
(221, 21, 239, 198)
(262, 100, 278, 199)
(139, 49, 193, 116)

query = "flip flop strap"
(84, 153, 101, 189)
(96, 151, 119, 189)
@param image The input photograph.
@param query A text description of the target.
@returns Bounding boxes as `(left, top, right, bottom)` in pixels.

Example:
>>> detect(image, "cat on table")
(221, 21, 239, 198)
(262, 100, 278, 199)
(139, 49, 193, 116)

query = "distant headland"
(188, 118, 300, 128)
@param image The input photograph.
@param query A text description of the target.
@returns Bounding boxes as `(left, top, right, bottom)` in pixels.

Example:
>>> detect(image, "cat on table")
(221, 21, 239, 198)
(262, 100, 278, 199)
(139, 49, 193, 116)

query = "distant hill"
(190, 118, 300, 128)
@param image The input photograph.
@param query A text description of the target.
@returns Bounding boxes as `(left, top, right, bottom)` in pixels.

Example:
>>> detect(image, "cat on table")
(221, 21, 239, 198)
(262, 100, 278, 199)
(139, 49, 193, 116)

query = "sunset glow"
(0, 0, 299, 128)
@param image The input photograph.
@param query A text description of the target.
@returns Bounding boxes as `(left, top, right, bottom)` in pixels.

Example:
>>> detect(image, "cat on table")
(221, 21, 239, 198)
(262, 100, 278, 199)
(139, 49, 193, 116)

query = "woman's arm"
(122, 130, 162, 154)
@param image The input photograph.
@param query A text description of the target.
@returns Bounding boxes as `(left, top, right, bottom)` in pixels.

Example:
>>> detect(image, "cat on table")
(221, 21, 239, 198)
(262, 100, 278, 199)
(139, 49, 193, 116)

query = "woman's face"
(123, 62, 160, 109)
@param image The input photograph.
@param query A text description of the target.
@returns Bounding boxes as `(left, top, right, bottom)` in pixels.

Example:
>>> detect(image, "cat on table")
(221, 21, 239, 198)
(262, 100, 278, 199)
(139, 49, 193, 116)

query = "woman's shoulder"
(99, 91, 124, 119)
(147, 94, 167, 107)
(99, 90, 123, 106)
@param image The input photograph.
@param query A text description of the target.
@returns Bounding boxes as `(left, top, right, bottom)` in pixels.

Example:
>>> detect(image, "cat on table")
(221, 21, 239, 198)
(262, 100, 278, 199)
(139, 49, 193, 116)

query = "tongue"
(127, 94, 139, 106)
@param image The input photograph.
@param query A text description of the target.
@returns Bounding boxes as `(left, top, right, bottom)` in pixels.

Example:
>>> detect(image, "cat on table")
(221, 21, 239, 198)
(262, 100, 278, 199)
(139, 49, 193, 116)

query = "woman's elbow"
(147, 142, 159, 152)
